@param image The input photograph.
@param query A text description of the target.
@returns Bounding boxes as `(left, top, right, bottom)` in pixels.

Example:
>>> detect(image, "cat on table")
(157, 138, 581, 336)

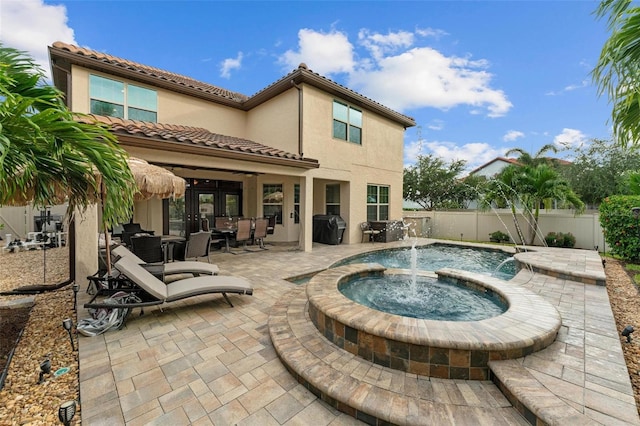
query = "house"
(47, 42, 416, 280)
(467, 157, 521, 178)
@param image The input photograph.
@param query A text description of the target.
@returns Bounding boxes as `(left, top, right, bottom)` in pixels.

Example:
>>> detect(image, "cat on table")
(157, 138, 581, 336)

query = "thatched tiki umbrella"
(101, 157, 186, 274)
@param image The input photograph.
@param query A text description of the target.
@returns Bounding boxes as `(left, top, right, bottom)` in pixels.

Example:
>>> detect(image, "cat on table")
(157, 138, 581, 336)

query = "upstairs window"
(333, 100, 362, 144)
(367, 185, 389, 221)
(90, 75, 157, 122)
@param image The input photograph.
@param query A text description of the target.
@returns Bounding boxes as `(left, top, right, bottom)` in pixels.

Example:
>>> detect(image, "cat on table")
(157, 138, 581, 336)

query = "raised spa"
(307, 263, 561, 379)
(339, 272, 507, 321)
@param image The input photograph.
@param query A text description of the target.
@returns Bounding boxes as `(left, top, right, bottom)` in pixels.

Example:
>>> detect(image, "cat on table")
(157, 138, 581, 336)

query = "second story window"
(90, 75, 157, 122)
(333, 100, 362, 144)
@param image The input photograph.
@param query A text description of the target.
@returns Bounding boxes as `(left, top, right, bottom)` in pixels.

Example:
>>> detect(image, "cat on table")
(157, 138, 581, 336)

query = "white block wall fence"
(403, 209, 606, 251)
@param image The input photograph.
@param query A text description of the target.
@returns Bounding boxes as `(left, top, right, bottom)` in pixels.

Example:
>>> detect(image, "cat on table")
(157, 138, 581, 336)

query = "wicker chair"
(130, 235, 163, 263)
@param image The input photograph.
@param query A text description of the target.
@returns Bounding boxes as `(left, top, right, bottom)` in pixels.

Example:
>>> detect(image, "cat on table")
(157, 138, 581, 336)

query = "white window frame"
(332, 100, 362, 144)
(367, 184, 389, 221)
(89, 74, 158, 122)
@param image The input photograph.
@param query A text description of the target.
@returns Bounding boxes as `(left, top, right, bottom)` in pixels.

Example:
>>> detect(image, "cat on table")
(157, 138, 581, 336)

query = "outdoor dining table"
(213, 228, 236, 253)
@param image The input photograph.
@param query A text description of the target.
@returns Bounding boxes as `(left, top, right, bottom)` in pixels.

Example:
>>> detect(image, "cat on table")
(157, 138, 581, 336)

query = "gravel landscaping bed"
(0, 248, 79, 426)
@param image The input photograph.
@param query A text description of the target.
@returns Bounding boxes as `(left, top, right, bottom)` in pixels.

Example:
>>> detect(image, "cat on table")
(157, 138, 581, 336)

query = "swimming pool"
(332, 243, 517, 280)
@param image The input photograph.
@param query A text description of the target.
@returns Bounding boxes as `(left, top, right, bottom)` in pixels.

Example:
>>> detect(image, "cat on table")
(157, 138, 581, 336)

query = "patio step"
(489, 359, 594, 425)
(268, 285, 528, 425)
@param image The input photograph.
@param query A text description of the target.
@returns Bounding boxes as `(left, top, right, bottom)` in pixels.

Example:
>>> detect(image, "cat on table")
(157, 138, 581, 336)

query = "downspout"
(291, 80, 303, 157)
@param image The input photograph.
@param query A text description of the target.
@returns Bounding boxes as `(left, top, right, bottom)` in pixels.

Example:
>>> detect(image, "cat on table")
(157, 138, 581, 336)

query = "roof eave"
(48, 46, 244, 109)
(245, 68, 417, 128)
(116, 134, 320, 169)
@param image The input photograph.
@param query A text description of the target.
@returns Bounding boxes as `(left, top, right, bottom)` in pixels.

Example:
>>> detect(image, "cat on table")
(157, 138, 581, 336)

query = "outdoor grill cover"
(313, 215, 346, 245)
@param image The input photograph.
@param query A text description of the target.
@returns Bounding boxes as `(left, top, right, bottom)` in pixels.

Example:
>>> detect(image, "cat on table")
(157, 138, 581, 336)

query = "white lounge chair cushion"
(115, 256, 167, 300)
(112, 244, 219, 276)
(166, 276, 252, 302)
(114, 255, 253, 303)
(163, 262, 219, 276)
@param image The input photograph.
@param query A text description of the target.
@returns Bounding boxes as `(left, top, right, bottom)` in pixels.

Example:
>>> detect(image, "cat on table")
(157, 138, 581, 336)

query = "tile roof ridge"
(51, 42, 248, 102)
(250, 63, 415, 124)
(80, 115, 316, 164)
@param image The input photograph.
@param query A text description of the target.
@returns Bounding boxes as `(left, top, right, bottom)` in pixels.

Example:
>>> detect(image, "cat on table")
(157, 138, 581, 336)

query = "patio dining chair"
(251, 217, 269, 250)
(231, 218, 252, 254)
(360, 222, 381, 243)
(175, 231, 212, 263)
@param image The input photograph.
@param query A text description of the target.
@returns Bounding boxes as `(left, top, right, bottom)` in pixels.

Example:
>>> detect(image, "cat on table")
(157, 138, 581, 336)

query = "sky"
(1, 0, 613, 174)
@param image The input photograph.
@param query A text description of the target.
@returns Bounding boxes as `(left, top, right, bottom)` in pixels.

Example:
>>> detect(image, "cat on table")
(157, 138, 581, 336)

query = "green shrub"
(544, 232, 576, 248)
(489, 230, 510, 243)
(599, 195, 640, 261)
(561, 232, 576, 248)
(545, 232, 558, 246)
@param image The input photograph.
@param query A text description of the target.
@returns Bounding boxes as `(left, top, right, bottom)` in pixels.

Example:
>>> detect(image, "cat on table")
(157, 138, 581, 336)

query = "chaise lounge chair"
(112, 244, 220, 277)
(84, 255, 253, 327)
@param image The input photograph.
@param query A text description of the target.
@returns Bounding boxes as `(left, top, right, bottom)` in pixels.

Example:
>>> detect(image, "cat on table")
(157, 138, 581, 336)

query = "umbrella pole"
(101, 183, 112, 276)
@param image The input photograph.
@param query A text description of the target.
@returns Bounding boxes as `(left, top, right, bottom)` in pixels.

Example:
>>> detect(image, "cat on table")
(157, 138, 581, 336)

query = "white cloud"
(358, 29, 414, 61)
(349, 47, 512, 116)
(415, 27, 448, 39)
(553, 128, 587, 149)
(279, 28, 511, 118)
(0, 0, 75, 80)
(427, 119, 444, 131)
(546, 79, 590, 96)
(503, 130, 524, 142)
(279, 28, 354, 75)
(220, 52, 243, 79)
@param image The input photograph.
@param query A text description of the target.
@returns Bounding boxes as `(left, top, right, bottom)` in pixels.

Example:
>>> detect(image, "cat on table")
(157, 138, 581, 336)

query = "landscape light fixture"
(72, 283, 79, 310)
(632, 207, 640, 218)
(622, 325, 635, 343)
(58, 400, 76, 426)
(38, 357, 51, 384)
(62, 318, 75, 351)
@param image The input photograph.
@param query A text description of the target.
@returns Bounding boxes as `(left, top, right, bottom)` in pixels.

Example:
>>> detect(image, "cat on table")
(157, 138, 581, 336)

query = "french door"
(165, 179, 242, 236)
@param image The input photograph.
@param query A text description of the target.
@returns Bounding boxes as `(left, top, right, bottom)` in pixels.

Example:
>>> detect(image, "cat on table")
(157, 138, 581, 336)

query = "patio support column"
(74, 204, 98, 283)
(299, 175, 313, 252)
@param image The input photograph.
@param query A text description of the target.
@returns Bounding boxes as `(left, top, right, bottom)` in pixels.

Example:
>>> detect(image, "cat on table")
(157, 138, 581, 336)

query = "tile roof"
(50, 42, 415, 127)
(81, 115, 318, 168)
(248, 63, 416, 126)
(52, 42, 248, 103)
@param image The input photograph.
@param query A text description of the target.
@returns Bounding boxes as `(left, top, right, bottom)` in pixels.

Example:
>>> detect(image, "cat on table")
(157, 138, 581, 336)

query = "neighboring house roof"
(468, 156, 572, 177)
(80, 115, 319, 169)
(468, 157, 520, 176)
(49, 42, 416, 128)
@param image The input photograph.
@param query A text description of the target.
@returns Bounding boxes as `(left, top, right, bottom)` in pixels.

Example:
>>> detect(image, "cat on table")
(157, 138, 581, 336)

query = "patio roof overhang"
(117, 133, 320, 170)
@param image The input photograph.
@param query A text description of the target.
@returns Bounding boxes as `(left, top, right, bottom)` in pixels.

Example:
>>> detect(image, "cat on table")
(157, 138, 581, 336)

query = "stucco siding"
(70, 66, 247, 137)
(246, 90, 299, 154)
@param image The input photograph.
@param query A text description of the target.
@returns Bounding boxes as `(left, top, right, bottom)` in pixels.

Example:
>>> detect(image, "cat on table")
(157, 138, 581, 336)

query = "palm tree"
(518, 164, 585, 245)
(480, 163, 584, 246)
(592, 0, 640, 147)
(479, 165, 528, 245)
(505, 144, 560, 167)
(0, 44, 135, 227)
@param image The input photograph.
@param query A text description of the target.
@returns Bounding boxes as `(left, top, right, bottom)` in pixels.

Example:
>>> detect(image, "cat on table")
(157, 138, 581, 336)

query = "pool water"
(333, 244, 517, 280)
(339, 274, 507, 321)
